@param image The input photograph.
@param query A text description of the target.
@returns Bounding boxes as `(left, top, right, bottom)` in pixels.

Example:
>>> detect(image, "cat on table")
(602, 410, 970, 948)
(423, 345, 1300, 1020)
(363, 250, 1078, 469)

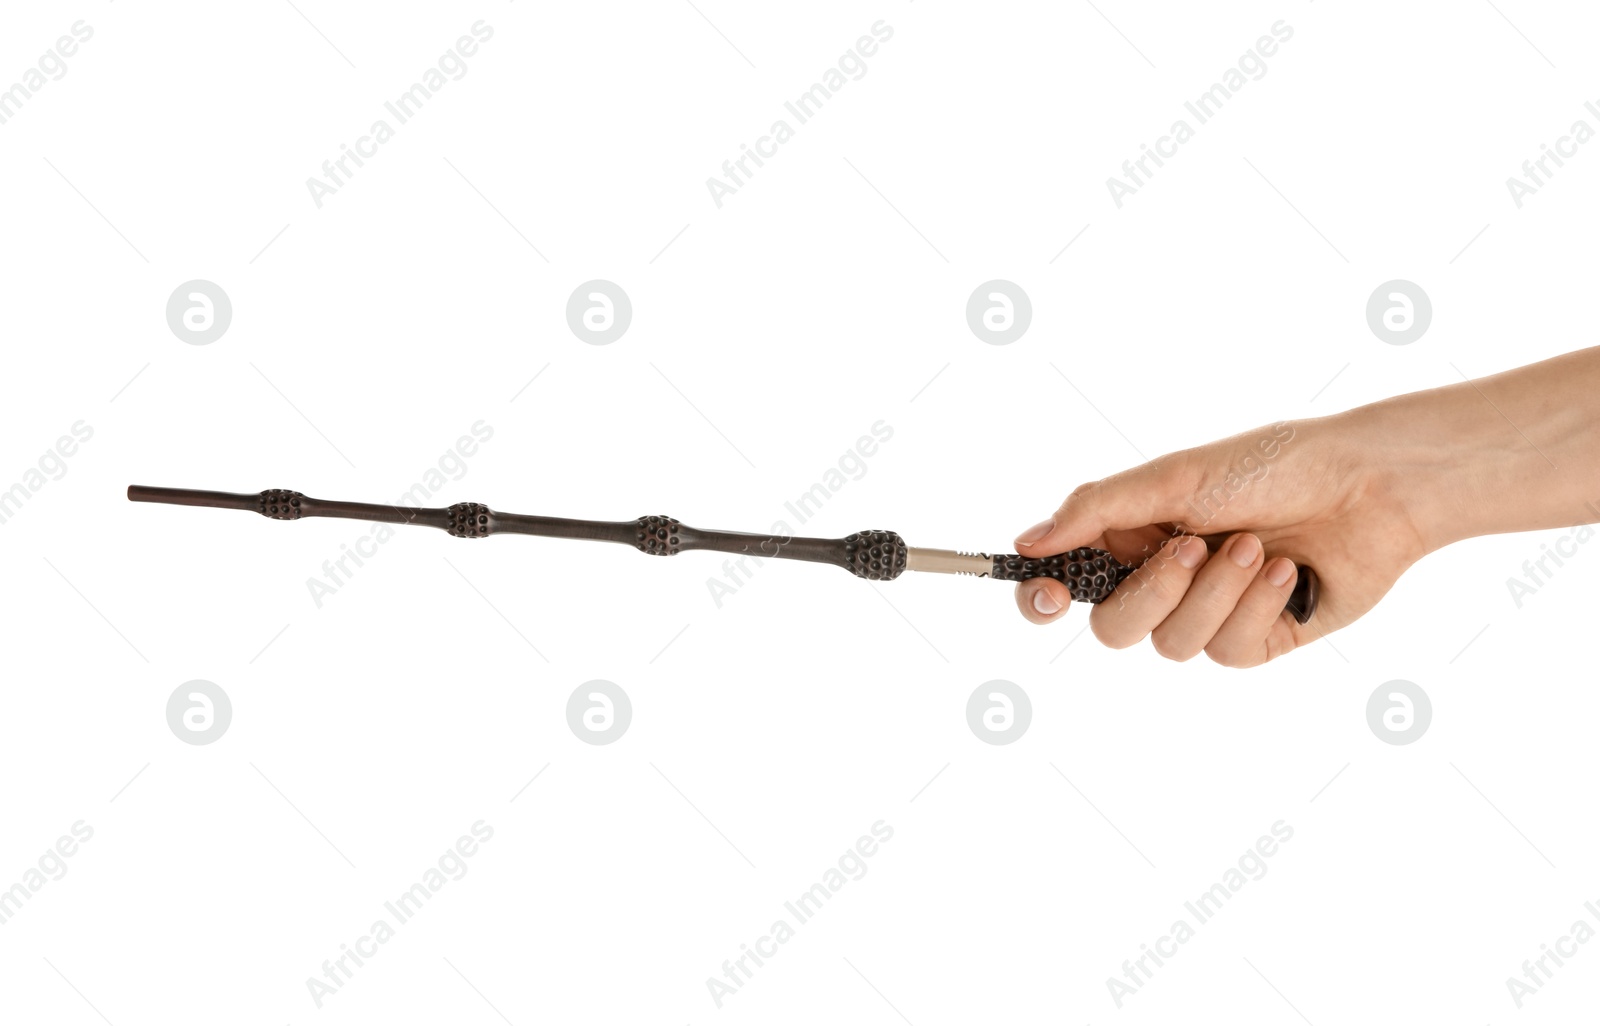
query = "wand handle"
(987, 547, 1319, 624)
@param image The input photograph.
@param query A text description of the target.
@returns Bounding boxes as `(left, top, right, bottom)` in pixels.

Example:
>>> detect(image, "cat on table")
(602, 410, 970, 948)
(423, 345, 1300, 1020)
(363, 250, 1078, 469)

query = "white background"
(2, 1, 1598, 1022)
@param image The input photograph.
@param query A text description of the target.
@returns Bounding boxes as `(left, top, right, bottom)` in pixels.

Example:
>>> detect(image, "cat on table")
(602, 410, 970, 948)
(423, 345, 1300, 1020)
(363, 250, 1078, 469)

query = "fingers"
(1012, 457, 1201, 633)
(1089, 535, 1209, 648)
(1017, 530, 1304, 670)
(1015, 458, 1199, 557)
(1203, 557, 1300, 668)
(1147, 534, 1264, 661)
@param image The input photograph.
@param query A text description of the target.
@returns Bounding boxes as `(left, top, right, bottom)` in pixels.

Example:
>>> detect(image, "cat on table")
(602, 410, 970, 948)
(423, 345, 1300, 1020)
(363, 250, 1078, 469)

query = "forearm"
(1346, 346, 1600, 551)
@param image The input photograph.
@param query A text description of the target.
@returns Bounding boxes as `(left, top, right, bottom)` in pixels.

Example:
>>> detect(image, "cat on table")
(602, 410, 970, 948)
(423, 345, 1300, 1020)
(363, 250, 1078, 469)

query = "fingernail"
(1176, 536, 1206, 569)
(1032, 588, 1061, 615)
(1266, 557, 1294, 587)
(1016, 519, 1054, 547)
(1230, 533, 1262, 568)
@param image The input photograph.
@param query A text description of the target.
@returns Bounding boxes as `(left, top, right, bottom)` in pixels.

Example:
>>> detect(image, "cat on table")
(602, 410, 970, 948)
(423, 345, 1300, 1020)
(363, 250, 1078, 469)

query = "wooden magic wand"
(126, 485, 1319, 622)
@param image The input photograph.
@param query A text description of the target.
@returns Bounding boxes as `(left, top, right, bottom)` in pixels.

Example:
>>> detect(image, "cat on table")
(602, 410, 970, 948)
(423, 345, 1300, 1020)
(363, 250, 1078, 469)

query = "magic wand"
(126, 485, 1319, 622)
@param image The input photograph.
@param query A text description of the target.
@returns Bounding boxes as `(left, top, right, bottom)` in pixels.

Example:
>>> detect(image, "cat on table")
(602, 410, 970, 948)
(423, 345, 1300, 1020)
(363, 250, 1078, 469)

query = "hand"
(1010, 347, 1600, 666)
(1011, 416, 1431, 667)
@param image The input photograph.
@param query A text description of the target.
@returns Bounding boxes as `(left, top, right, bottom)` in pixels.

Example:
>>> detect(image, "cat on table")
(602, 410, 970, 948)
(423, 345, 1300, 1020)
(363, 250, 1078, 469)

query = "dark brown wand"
(126, 485, 1319, 622)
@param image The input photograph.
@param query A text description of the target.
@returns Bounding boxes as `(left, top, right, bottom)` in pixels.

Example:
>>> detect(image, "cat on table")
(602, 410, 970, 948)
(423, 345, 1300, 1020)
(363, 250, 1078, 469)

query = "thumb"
(1014, 458, 1198, 554)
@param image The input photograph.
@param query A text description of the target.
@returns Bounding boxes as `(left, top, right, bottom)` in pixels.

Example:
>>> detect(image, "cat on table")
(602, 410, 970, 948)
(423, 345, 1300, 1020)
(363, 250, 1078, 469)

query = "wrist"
(1341, 376, 1576, 553)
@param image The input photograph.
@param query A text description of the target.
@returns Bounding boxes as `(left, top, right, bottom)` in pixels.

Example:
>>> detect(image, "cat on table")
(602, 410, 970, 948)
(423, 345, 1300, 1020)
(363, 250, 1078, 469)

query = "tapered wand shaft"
(126, 485, 901, 576)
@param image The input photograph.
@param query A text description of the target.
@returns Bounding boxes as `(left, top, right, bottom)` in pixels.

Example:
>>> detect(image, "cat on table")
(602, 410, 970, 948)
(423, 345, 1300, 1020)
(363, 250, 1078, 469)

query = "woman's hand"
(1014, 347, 1600, 666)
(1011, 415, 1432, 667)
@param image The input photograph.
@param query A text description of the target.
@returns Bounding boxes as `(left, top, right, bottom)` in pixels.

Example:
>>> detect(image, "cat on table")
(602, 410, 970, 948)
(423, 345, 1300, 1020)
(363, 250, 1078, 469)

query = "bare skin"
(1012, 347, 1600, 667)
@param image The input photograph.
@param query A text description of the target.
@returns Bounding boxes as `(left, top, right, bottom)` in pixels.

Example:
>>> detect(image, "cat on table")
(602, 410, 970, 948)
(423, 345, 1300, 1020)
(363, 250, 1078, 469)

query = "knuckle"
(1194, 581, 1241, 615)
(1261, 631, 1295, 664)
(1196, 565, 1253, 609)
(1150, 629, 1198, 663)
(1061, 480, 1100, 515)
(1157, 567, 1193, 601)
(1205, 639, 1260, 669)
(1140, 558, 1190, 603)
(1089, 607, 1141, 650)
(1204, 644, 1246, 668)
